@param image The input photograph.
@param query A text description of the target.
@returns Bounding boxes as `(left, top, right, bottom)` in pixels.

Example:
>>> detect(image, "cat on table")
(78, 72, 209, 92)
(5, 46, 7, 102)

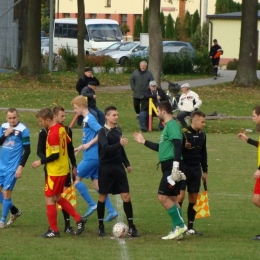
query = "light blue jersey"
(82, 113, 101, 160)
(0, 122, 30, 172)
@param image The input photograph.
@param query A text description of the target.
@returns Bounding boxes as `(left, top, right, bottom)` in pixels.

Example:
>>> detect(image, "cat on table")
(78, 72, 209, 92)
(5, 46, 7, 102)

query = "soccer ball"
(112, 222, 129, 238)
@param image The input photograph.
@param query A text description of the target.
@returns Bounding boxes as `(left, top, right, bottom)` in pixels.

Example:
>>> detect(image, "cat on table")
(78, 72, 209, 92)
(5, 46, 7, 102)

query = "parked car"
(163, 46, 192, 58)
(94, 42, 130, 56)
(163, 41, 195, 57)
(105, 42, 146, 65)
(41, 37, 49, 55)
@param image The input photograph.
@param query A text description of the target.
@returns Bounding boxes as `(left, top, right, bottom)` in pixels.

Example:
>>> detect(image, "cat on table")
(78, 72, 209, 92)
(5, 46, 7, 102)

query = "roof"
(54, 18, 119, 25)
(207, 10, 260, 20)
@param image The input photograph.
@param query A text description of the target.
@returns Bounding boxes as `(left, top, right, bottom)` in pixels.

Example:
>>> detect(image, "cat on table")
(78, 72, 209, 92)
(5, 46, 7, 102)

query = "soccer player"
(32, 108, 85, 238)
(36, 106, 77, 235)
(133, 101, 187, 240)
(97, 105, 139, 237)
(71, 96, 118, 222)
(237, 105, 260, 240)
(178, 111, 208, 235)
(0, 108, 31, 228)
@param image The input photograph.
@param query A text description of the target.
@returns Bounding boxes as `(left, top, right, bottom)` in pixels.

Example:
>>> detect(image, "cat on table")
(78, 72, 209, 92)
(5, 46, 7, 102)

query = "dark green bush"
(123, 56, 149, 73)
(192, 47, 212, 74)
(59, 45, 77, 71)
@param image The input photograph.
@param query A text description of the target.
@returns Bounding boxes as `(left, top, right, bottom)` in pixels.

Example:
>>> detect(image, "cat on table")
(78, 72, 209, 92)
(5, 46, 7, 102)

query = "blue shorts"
(77, 159, 99, 180)
(0, 171, 17, 190)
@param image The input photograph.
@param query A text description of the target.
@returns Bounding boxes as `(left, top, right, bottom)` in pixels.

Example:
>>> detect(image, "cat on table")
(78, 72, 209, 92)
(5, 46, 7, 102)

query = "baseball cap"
(149, 80, 157, 86)
(84, 67, 92, 72)
(180, 83, 190, 89)
(88, 81, 98, 86)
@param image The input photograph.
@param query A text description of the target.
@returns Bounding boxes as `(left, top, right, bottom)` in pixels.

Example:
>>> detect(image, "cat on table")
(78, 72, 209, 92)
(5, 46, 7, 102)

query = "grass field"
(1, 73, 260, 260)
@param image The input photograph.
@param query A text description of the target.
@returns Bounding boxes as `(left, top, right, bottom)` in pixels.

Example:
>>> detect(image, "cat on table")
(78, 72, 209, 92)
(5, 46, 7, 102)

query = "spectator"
(177, 83, 202, 129)
(130, 61, 154, 119)
(138, 80, 168, 132)
(81, 82, 105, 126)
(209, 39, 223, 80)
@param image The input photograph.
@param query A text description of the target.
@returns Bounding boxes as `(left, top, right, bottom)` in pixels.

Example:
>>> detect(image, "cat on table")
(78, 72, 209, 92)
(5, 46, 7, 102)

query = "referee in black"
(178, 111, 208, 235)
(96, 105, 139, 237)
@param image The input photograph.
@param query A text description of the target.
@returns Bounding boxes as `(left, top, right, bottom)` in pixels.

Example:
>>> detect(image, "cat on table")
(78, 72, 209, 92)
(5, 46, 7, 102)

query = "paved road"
(101, 70, 260, 91)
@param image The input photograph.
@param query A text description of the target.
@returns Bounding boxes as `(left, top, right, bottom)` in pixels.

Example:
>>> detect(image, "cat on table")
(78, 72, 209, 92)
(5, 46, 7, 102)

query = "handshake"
(167, 161, 186, 186)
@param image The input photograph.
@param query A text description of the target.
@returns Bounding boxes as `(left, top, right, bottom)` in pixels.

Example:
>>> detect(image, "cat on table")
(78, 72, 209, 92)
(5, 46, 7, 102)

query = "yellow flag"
(58, 185, 77, 210)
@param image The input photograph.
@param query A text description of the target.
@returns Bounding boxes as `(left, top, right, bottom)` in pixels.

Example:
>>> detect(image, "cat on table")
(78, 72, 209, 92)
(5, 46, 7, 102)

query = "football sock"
(10, 205, 19, 215)
(75, 181, 96, 207)
(62, 209, 71, 230)
(167, 204, 185, 229)
(123, 201, 134, 228)
(46, 204, 58, 232)
(97, 200, 105, 226)
(1, 198, 12, 222)
(187, 202, 196, 230)
(57, 197, 81, 223)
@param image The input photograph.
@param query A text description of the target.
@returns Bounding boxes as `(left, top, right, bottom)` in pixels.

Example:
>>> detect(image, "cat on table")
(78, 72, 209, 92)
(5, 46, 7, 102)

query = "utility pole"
(49, 0, 54, 72)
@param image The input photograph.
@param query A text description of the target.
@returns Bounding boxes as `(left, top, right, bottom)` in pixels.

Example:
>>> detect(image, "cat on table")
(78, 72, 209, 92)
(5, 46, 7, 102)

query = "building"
(207, 11, 260, 64)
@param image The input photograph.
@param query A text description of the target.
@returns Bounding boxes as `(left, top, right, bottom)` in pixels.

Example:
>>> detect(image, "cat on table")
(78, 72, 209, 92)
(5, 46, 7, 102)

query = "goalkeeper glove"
(171, 161, 186, 182)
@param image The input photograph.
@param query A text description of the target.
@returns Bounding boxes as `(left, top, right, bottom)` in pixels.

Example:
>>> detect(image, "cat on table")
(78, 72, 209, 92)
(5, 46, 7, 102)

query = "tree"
(165, 14, 174, 40)
(175, 17, 182, 41)
(215, 0, 241, 14)
(77, 0, 85, 78)
(120, 24, 130, 35)
(142, 8, 149, 33)
(182, 11, 191, 40)
(190, 22, 209, 51)
(133, 18, 143, 38)
(20, 0, 41, 75)
(233, 0, 259, 86)
(191, 10, 200, 35)
(148, 0, 162, 86)
(160, 12, 165, 39)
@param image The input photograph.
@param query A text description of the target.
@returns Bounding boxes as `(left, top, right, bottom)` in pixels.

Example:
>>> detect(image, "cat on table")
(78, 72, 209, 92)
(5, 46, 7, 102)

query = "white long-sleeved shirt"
(178, 90, 202, 112)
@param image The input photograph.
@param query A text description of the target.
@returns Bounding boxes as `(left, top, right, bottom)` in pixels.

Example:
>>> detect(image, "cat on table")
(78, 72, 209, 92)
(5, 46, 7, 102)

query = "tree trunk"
(20, 0, 41, 75)
(148, 0, 163, 87)
(233, 0, 259, 87)
(77, 0, 85, 78)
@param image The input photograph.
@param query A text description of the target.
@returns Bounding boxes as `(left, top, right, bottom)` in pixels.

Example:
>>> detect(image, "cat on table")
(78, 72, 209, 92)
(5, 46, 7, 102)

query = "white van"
(53, 18, 123, 55)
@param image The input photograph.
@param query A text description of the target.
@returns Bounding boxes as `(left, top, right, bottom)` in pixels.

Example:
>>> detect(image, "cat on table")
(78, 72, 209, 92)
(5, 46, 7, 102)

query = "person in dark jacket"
(75, 67, 100, 125)
(209, 39, 223, 80)
(129, 61, 154, 118)
(81, 81, 105, 126)
(178, 111, 208, 236)
(138, 80, 168, 132)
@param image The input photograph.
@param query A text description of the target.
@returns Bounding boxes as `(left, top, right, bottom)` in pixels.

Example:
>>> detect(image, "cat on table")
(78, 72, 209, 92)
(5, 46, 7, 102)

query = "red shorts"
(44, 175, 67, 197)
(254, 178, 260, 194)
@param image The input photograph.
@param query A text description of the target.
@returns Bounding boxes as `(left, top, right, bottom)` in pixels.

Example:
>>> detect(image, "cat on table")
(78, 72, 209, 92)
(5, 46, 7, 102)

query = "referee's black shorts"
(212, 57, 220, 66)
(158, 160, 185, 196)
(180, 163, 202, 193)
(98, 162, 130, 195)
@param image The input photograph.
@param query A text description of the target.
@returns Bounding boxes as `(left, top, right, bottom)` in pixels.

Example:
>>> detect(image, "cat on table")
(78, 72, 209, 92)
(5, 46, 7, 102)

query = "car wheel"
(120, 57, 128, 66)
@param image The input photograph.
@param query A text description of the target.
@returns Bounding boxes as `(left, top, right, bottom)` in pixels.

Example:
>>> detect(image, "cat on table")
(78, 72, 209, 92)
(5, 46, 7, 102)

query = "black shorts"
(98, 163, 130, 195)
(180, 164, 202, 193)
(212, 58, 220, 66)
(158, 160, 185, 196)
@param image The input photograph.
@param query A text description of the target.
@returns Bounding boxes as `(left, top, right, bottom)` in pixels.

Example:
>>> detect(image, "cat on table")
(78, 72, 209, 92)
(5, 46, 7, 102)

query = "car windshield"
(87, 24, 123, 42)
(107, 43, 122, 50)
(118, 42, 138, 51)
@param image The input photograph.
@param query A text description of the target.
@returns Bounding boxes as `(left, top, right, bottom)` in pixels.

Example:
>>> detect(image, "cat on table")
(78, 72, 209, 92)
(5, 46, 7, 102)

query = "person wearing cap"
(138, 80, 168, 132)
(177, 83, 202, 129)
(81, 81, 105, 126)
(130, 61, 154, 119)
(209, 39, 223, 80)
(76, 67, 100, 125)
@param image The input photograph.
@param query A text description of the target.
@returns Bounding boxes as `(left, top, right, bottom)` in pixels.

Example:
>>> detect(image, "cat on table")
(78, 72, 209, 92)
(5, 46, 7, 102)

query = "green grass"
(0, 73, 260, 259)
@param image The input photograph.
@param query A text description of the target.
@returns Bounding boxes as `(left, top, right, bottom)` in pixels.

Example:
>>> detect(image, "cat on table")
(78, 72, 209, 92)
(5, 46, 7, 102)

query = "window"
(90, 14, 97, 19)
(54, 23, 78, 38)
(106, 14, 111, 19)
(121, 14, 127, 25)
(64, 13, 70, 18)
(105, 0, 111, 7)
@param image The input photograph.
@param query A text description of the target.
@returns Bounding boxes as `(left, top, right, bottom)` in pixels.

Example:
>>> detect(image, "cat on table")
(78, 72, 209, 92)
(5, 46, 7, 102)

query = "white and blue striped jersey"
(0, 122, 30, 172)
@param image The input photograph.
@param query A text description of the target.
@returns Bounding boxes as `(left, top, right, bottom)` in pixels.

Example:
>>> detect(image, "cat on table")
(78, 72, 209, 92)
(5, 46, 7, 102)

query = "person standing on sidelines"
(209, 39, 223, 80)
(133, 101, 187, 240)
(0, 108, 31, 228)
(237, 105, 260, 240)
(36, 106, 78, 235)
(32, 108, 85, 238)
(71, 96, 118, 222)
(178, 111, 208, 235)
(130, 61, 154, 119)
(97, 105, 139, 237)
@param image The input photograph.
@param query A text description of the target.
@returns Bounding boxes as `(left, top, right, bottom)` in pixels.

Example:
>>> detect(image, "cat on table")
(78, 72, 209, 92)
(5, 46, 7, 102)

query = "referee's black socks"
(123, 201, 134, 228)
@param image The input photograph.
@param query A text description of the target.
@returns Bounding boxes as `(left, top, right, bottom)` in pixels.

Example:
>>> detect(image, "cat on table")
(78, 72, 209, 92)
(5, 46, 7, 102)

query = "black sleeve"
(247, 138, 258, 148)
(93, 77, 100, 86)
(98, 128, 122, 154)
(41, 153, 59, 164)
(201, 134, 208, 173)
(81, 87, 93, 98)
(76, 78, 84, 94)
(144, 140, 159, 152)
(37, 129, 47, 160)
(172, 139, 182, 162)
(121, 148, 130, 167)
(0, 135, 7, 145)
(66, 127, 77, 167)
(20, 144, 31, 167)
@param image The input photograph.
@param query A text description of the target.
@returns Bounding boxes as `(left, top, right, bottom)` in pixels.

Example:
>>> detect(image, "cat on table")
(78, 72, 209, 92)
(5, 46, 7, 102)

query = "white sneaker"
(0, 221, 6, 228)
(162, 225, 187, 240)
(7, 209, 22, 226)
